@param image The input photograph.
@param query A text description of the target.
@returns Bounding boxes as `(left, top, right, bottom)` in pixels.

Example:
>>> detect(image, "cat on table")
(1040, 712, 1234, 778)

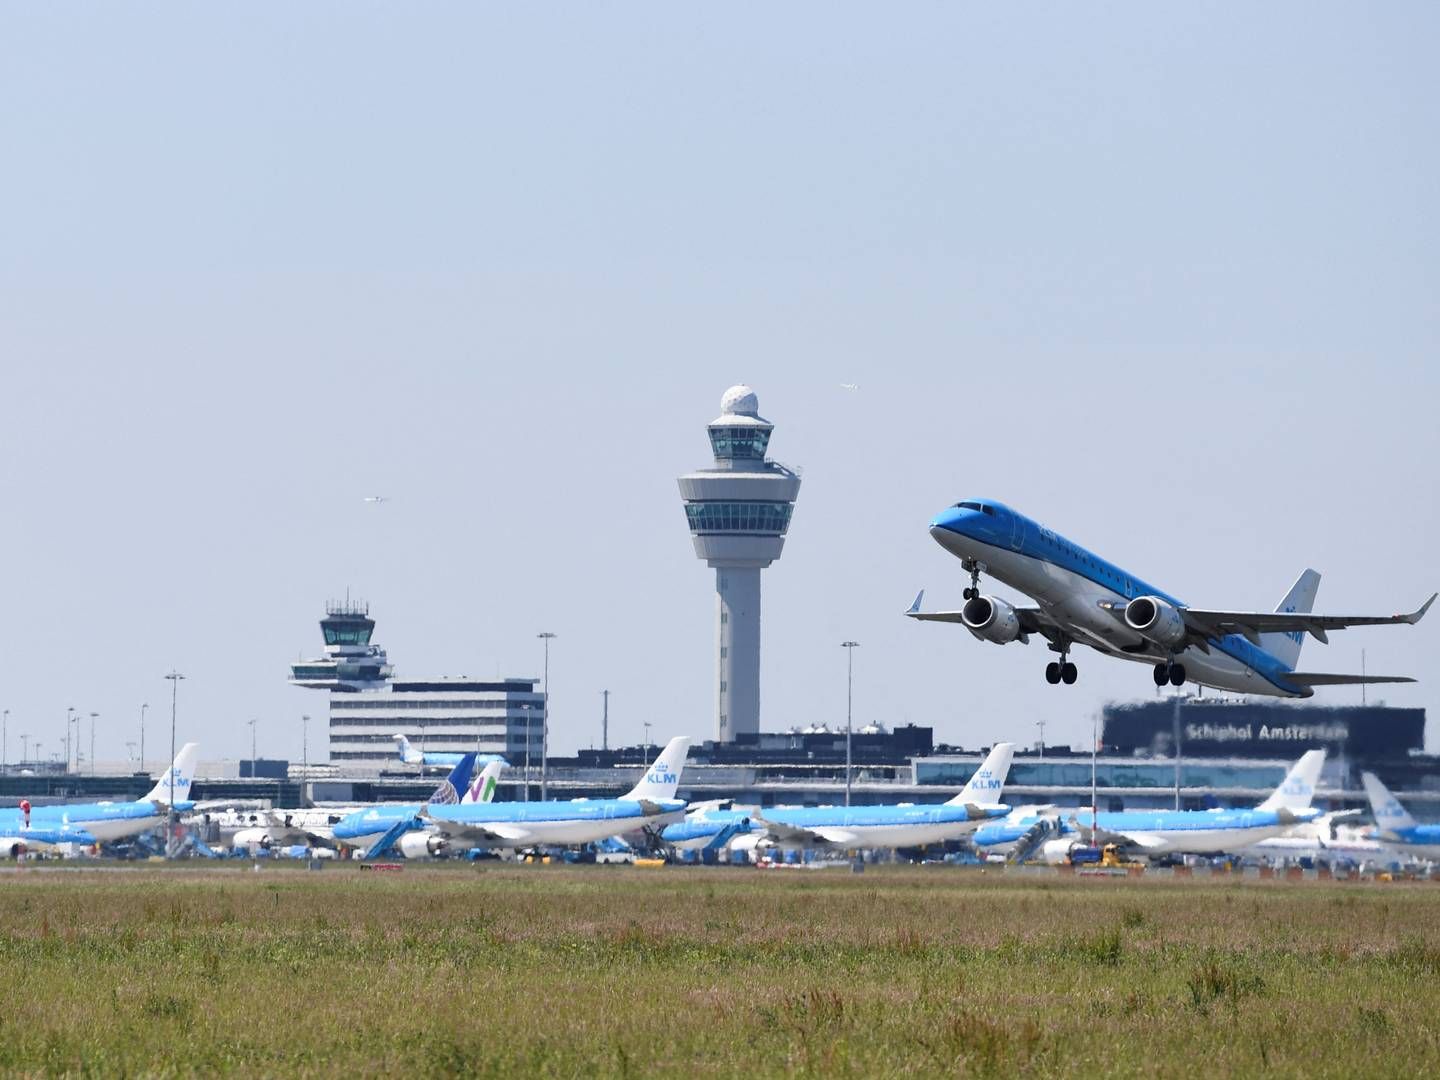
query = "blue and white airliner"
(974, 750, 1326, 860)
(664, 742, 1015, 853)
(0, 743, 200, 856)
(1361, 771, 1440, 862)
(393, 734, 507, 770)
(911, 500, 1434, 694)
(329, 752, 480, 857)
(413, 737, 692, 851)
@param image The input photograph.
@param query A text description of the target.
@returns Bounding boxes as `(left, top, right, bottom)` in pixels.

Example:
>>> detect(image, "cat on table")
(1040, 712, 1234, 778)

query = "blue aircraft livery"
(910, 500, 1433, 695)
(414, 736, 692, 851)
(1361, 771, 1440, 861)
(0, 743, 201, 853)
(974, 750, 1326, 861)
(664, 742, 1015, 853)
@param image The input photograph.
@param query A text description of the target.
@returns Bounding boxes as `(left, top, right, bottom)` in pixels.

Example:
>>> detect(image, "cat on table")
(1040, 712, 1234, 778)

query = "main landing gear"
(1045, 644, 1078, 686)
(1154, 660, 1187, 687)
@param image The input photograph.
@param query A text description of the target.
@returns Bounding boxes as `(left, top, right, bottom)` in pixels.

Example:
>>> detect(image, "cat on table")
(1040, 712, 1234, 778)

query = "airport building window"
(709, 426, 770, 460)
(684, 501, 793, 534)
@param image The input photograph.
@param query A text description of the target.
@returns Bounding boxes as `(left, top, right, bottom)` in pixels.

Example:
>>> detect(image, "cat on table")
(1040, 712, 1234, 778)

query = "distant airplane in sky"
(910, 499, 1434, 695)
(363, 495, 389, 504)
(839, 382, 859, 391)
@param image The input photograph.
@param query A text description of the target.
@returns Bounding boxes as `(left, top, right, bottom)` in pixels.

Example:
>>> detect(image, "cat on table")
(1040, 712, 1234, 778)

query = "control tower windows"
(709, 426, 771, 461)
(685, 501, 793, 534)
(323, 623, 374, 646)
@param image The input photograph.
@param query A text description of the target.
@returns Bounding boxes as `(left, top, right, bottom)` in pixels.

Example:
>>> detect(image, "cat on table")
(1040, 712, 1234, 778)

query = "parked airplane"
(324, 753, 480, 857)
(410, 737, 692, 853)
(393, 733, 507, 770)
(911, 500, 1433, 694)
(1240, 811, 1389, 866)
(1361, 771, 1440, 861)
(975, 749, 1327, 860)
(678, 742, 1017, 853)
(232, 759, 502, 854)
(0, 744, 201, 852)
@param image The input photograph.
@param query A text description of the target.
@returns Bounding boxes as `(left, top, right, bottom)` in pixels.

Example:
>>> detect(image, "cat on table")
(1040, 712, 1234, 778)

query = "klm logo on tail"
(969, 771, 1002, 793)
(645, 767, 677, 788)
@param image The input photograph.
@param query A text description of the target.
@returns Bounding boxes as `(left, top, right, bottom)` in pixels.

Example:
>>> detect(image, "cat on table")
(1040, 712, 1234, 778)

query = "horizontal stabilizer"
(1285, 673, 1416, 687)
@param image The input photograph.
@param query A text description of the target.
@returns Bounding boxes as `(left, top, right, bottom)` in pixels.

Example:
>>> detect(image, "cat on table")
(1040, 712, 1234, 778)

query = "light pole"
(841, 641, 859, 807)
(139, 704, 148, 770)
(20, 734, 29, 762)
(247, 718, 257, 763)
(518, 702, 534, 801)
(301, 715, 310, 808)
(2, 709, 7, 772)
(537, 632, 556, 800)
(65, 707, 74, 772)
(642, 721, 652, 757)
(164, 671, 185, 859)
(1036, 719, 1046, 762)
(89, 712, 98, 773)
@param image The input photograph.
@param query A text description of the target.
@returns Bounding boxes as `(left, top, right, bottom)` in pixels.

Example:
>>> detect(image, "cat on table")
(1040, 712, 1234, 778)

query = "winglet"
(906, 590, 925, 616)
(1406, 592, 1437, 625)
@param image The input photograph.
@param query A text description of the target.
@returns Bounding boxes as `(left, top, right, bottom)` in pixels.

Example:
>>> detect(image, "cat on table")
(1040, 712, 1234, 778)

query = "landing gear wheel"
(963, 587, 975, 601)
(1168, 663, 1187, 687)
(1061, 662, 1078, 685)
(1045, 662, 1062, 685)
(1153, 663, 1168, 687)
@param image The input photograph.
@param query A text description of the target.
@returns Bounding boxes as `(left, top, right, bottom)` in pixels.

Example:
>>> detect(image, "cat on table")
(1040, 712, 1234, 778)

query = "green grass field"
(2, 865, 1438, 1077)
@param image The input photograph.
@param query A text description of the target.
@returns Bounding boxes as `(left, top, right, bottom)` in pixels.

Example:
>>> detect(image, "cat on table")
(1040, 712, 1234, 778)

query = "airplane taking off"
(975, 750, 1327, 860)
(412, 737, 693, 852)
(911, 500, 1434, 695)
(685, 742, 1016, 852)
(1361, 772, 1440, 861)
(0, 743, 200, 852)
(393, 734, 507, 770)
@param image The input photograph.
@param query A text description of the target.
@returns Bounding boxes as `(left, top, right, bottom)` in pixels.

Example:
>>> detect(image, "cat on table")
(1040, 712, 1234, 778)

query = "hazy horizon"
(1, 5, 1436, 767)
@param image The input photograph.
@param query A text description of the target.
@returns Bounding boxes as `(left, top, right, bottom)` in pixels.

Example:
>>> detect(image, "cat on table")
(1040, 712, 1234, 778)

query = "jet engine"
(4, 840, 26, 859)
(398, 832, 450, 859)
(1124, 596, 1187, 647)
(961, 595, 1022, 644)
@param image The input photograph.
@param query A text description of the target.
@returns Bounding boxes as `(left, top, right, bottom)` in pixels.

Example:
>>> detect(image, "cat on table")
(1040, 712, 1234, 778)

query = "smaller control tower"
(678, 386, 802, 742)
(289, 601, 394, 692)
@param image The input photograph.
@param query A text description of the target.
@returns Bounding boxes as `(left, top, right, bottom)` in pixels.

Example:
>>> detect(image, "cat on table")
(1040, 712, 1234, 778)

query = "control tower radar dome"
(678, 385, 801, 742)
(720, 385, 761, 418)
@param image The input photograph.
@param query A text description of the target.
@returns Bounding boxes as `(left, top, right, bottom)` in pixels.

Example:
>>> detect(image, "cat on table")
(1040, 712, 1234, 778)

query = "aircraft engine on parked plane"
(1124, 596, 1187, 647)
(961, 595, 1022, 644)
(398, 832, 450, 859)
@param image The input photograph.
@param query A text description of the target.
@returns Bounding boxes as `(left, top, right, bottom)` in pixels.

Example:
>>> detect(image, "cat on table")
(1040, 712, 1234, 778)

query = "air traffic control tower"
(679, 386, 801, 742)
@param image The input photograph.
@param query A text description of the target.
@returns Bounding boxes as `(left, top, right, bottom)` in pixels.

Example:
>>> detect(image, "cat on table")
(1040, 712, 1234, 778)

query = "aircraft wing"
(1283, 673, 1415, 687)
(1069, 817, 1167, 852)
(904, 590, 1054, 639)
(419, 810, 530, 845)
(1178, 593, 1435, 646)
(752, 813, 860, 847)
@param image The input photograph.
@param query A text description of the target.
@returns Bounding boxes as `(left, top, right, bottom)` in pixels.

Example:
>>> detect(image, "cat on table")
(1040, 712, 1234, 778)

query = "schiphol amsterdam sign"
(1185, 721, 1350, 745)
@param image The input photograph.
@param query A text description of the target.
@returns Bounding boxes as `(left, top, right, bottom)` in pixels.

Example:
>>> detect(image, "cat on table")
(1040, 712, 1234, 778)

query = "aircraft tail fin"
(1261, 569, 1321, 669)
(622, 737, 691, 801)
(1256, 749, 1326, 811)
(144, 743, 201, 806)
(463, 760, 504, 804)
(427, 753, 477, 806)
(947, 742, 1015, 806)
(1361, 771, 1417, 834)
(393, 734, 422, 765)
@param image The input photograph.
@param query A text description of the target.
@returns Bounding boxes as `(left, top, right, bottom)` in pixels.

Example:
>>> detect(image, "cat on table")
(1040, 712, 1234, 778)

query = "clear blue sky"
(1, 5, 1436, 765)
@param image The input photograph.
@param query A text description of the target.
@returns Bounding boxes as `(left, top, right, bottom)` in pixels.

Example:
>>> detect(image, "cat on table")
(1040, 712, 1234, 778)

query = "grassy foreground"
(1, 866, 1439, 1077)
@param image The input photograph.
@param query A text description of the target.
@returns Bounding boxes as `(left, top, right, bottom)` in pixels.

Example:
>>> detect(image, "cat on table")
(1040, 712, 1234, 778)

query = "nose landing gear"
(962, 560, 983, 601)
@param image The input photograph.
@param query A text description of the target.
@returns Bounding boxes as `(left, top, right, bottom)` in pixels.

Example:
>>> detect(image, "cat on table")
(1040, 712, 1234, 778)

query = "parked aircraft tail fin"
(393, 734, 423, 765)
(428, 753, 478, 806)
(144, 743, 200, 806)
(622, 737, 691, 801)
(1260, 569, 1321, 669)
(947, 742, 1015, 806)
(1256, 749, 1326, 812)
(463, 760, 504, 804)
(1361, 771, 1417, 834)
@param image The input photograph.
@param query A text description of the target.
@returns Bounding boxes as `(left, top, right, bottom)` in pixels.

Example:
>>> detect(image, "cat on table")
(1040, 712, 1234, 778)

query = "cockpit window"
(981, 505, 996, 516)
(955, 501, 984, 511)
